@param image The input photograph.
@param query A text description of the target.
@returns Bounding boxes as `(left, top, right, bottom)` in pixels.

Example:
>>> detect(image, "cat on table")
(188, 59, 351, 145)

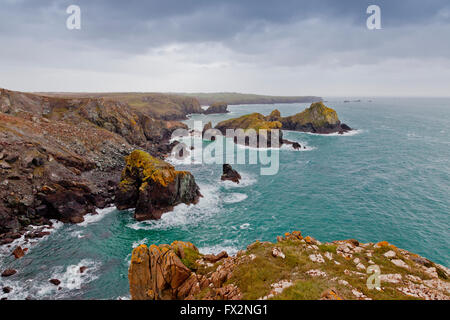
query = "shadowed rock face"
(0, 88, 197, 237)
(115, 150, 201, 221)
(203, 102, 229, 114)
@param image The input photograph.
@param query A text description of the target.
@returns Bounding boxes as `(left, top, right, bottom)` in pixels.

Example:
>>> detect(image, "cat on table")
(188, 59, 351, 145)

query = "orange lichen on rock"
(128, 244, 152, 300)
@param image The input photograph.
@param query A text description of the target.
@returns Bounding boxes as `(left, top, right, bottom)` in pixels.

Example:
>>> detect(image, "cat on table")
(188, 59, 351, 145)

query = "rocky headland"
(215, 102, 352, 146)
(0, 88, 201, 240)
(128, 231, 450, 300)
(277, 102, 352, 134)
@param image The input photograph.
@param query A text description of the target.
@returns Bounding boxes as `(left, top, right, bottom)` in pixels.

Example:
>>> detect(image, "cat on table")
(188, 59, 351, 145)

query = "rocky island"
(129, 231, 450, 300)
(115, 150, 201, 221)
(214, 102, 352, 146)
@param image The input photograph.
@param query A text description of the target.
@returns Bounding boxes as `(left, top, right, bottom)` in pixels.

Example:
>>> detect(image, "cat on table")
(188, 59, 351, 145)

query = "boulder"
(215, 113, 283, 148)
(1, 269, 17, 277)
(221, 164, 241, 184)
(115, 150, 201, 221)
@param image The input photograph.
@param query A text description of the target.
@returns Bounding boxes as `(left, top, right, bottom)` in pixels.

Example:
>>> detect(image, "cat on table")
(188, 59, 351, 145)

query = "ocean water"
(1, 98, 449, 300)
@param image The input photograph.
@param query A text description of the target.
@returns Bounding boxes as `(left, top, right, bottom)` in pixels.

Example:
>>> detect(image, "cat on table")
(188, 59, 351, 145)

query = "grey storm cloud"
(0, 0, 449, 95)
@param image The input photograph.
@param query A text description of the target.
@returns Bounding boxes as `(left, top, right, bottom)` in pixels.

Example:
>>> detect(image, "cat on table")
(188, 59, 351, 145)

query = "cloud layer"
(1, 0, 449, 96)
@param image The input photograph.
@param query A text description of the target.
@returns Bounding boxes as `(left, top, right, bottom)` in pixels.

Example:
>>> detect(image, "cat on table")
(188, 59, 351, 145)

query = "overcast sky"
(1, 0, 449, 96)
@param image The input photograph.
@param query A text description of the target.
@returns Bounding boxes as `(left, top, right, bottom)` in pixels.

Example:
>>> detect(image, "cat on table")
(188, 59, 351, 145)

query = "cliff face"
(129, 231, 450, 300)
(202, 102, 229, 114)
(0, 89, 193, 238)
(175, 92, 322, 106)
(115, 150, 201, 221)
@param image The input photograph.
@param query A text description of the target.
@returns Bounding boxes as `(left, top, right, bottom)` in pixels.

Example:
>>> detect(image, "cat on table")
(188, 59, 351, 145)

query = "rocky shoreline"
(0, 88, 201, 239)
(128, 231, 450, 300)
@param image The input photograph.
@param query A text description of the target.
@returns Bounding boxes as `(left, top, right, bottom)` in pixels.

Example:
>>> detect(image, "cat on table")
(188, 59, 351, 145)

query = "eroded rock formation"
(115, 150, 201, 221)
(0, 88, 200, 237)
(129, 231, 450, 300)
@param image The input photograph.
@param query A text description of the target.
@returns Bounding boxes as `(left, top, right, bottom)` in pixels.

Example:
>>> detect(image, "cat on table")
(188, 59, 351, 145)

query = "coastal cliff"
(129, 231, 450, 300)
(215, 113, 283, 148)
(0, 88, 198, 239)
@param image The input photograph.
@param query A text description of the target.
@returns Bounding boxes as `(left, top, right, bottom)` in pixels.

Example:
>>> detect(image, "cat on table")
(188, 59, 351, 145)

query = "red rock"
(79, 266, 87, 273)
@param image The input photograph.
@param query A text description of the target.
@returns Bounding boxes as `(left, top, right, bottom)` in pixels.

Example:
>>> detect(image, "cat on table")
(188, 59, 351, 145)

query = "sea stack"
(115, 150, 201, 221)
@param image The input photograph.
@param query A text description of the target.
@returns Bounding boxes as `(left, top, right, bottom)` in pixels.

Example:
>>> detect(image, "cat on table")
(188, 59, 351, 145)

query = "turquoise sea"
(1, 98, 449, 299)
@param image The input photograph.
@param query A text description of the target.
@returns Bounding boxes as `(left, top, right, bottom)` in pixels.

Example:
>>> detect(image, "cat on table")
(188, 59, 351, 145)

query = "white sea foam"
(223, 193, 248, 204)
(0, 259, 101, 300)
(78, 206, 116, 227)
(304, 129, 364, 137)
(126, 182, 221, 231)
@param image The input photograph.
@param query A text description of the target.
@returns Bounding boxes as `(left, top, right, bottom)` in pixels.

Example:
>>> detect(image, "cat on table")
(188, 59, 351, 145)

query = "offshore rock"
(203, 102, 229, 114)
(115, 150, 201, 221)
(221, 164, 241, 184)
(279, 102, 352, 134)
(129, 231, 450, 300)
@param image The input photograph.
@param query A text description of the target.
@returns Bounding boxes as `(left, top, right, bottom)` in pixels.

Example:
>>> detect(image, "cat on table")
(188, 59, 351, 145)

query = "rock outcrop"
(221, 164, 241, 184)
(115, 150, 201, 221)
(129, 231, 450, 300)
(0, 88, 197, 237)
(203, 102, 229, 114)
(215, 113, 283, 148)
(129, 241, 240, 300)
(279, 102, 352, 134)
